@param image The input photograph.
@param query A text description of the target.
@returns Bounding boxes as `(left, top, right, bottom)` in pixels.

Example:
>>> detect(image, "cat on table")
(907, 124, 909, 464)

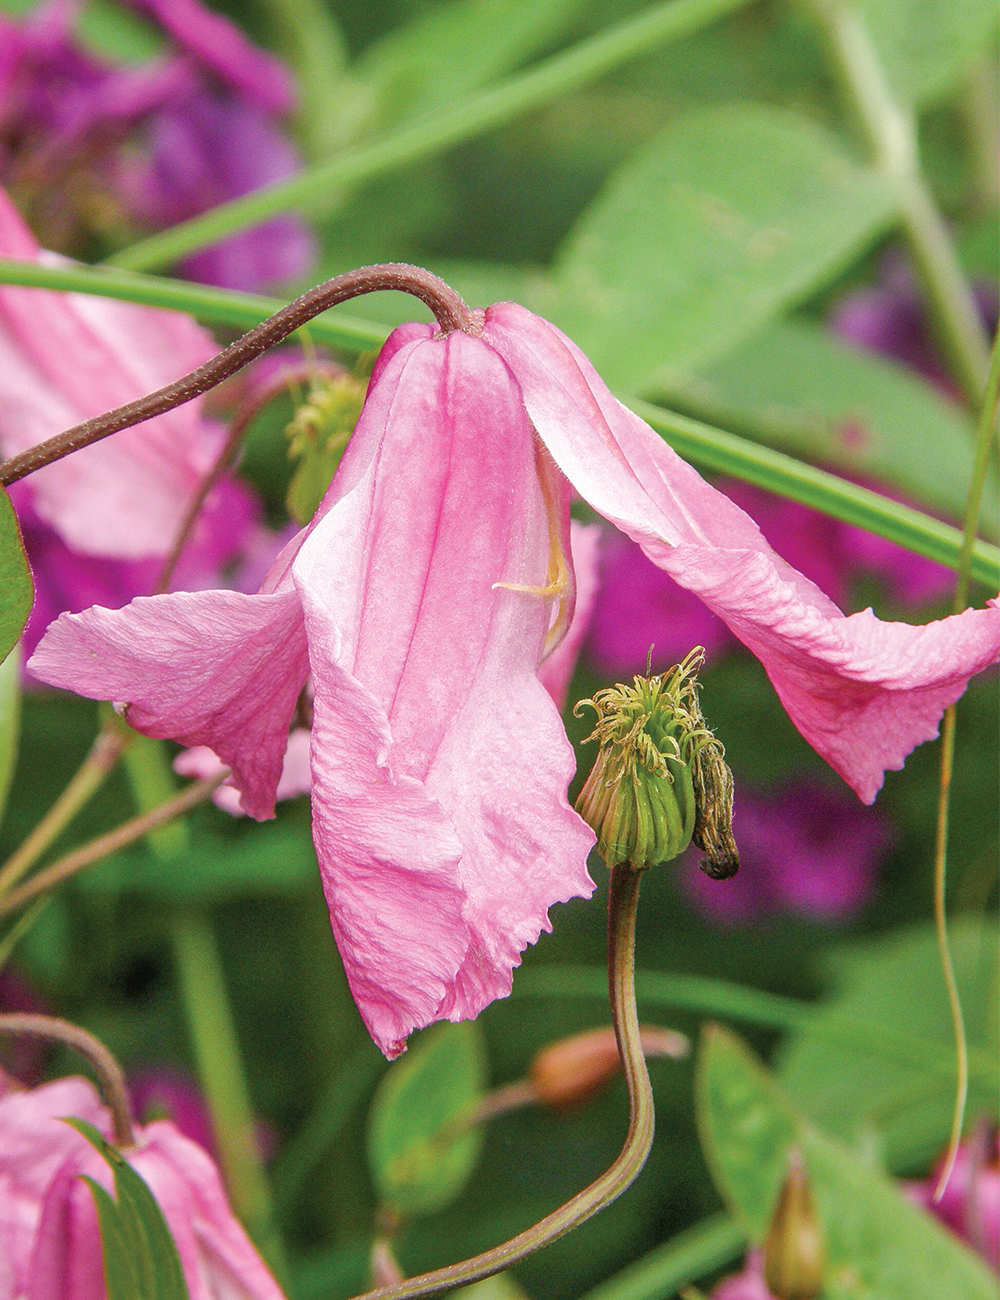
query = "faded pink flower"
(0, 1072, 283, 1300)
(30, 302, 1000, 1055)
(0, 186, 239, 559)
(0, 186, 260, 659)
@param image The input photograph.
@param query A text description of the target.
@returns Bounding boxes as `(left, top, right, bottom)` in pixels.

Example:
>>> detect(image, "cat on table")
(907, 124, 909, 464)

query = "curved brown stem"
(0, 1012, 134, 1146)
(0, 264, 477, 488)
(347, 866, 654, 1300)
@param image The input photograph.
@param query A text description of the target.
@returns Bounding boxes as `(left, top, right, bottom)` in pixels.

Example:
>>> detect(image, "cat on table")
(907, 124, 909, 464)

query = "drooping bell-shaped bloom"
(0, 1071, 284, 1300)
(31, 301, 1000, 1054)
(709, 1252, 779, 1300)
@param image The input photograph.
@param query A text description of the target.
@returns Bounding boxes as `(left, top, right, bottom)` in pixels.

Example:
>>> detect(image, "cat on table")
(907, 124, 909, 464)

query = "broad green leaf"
(777, 920, 999, 1170)
(554, 104, 896, 389)
(662, 317, 994, 529)
(697, 1026, 997, 1299)
(368, 1021, 487, 1217)
(77, 0, 166, 64)
(70, 1119, 190, 1300)
(0, 486, 32, 665)
(0, 641, 21, 826)
(355, 0, 590, 130)
(861, 0, 1000, 106)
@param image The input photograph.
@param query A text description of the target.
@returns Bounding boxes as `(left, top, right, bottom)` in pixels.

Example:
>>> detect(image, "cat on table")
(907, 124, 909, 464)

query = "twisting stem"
(0, 1012, 134, 1146)
(932, 326, 1000, 1197)
(0, 773, 227, 919)
(805, 0, 990, 406)
(0, 723, 128, 898)
(347, 866, 653, 1300)
(0, 264, 476, 487)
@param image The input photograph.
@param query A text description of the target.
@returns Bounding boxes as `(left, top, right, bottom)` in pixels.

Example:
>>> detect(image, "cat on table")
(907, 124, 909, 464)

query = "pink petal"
(131, 1122, 285, 1300)
(174, 727, 312, 816)
(0, 188, 223, 558)
(483, 303, 1000, 803)
(538, 520, 602, 710)
(293, 327, 593, 1053)
(0, 1077, 109, 1297)
(28, 588, 308, 819)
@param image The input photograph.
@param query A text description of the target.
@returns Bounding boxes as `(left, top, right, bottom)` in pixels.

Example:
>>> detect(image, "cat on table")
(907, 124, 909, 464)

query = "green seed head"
(574, 649, 737, 874)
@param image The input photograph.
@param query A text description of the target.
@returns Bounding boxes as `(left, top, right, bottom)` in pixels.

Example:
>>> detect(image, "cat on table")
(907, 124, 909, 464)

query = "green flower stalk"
(574, 648, 738, 876)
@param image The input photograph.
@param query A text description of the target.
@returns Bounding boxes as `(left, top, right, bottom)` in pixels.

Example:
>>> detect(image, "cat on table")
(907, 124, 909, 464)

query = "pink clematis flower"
(0, 1072, 283, 1300)
(30, 302, 1000, 1054)
(0, 186, 239, 560)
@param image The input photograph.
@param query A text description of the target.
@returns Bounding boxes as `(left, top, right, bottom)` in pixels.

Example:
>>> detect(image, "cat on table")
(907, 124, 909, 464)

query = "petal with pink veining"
(483, 302, 1000, 802)
(293, 328, 594, 1052)
(28, 588, 308, 819)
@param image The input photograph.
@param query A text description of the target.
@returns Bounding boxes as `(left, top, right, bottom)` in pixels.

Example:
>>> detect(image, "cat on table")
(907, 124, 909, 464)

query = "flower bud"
(284, 371, 366, 523)
(529, 1025, 688, 1111)
(763, 1147, 826, 1300)
(574, 649, 738, 875)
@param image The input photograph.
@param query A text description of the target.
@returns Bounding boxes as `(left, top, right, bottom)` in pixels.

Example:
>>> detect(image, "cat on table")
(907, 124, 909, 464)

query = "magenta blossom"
(0, 1072, 283, 1300)
(30, 302, 1000, 1055)
(681, 781, 891, 925)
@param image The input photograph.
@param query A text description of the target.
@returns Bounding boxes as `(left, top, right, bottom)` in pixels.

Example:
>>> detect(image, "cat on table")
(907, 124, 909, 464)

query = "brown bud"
(763, 1147, 826, 1299)
(529, 1025, 687, 1112)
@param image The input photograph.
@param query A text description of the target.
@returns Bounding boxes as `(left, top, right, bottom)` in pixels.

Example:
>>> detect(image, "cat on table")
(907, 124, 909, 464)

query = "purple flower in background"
(129, 1066, 217, 1155)
(830, 253, 998, 397)
(587, 480, 847, 678)
(681, 782, 891, 925)
(906, 1124, 1000, 1270)
(0, 0, 314, 291)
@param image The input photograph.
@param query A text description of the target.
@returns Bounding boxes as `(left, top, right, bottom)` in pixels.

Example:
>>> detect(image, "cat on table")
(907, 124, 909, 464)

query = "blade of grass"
(0, 259, 996, 586)
(105, 0, 751, 273)
(579, 1212, 744, 1300)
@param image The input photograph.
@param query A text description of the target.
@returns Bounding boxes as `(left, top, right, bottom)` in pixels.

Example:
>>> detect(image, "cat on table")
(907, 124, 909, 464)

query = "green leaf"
(861, 0, 1000, 106)
(356, 0, 590, 129)
(777, 920, 1000, 1170)
(69, 1119, 191, 1300)
(697, 1026, 997, 1299)
(554, 104, 896, 389)
(664, 317, 995, 530)
(81, 1176, 145, 1300)
(0, 486, 32, 665)
(368, 1021, 487, 1217)
(0, 640, 21, 827)
(578, 1212, 745, 1300)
